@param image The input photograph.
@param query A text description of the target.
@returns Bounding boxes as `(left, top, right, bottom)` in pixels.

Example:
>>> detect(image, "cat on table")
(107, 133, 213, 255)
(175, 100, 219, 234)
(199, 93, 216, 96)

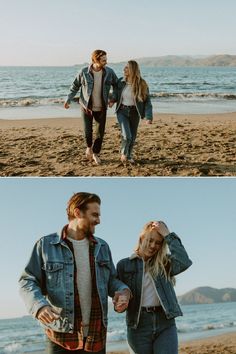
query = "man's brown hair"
(91, 49, 107, 63)
(66, 192, 101, 221)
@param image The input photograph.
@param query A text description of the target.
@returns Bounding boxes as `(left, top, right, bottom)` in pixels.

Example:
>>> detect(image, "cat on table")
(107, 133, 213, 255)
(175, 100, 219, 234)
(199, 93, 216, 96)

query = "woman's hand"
(108, 101, 114, 108)
(113, 289, 131, 312)
(145, 119, 152, 124)
(152, 221, 170, 237)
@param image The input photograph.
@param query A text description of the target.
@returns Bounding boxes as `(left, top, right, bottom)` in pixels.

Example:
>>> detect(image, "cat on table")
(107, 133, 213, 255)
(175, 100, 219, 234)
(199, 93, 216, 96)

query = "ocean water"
(1, 302, 236, 353)
(0, 65, 236, 119)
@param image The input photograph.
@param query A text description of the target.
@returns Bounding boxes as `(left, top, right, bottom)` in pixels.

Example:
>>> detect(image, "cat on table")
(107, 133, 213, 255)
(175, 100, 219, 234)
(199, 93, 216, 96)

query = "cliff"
(178, 287, 236, 305)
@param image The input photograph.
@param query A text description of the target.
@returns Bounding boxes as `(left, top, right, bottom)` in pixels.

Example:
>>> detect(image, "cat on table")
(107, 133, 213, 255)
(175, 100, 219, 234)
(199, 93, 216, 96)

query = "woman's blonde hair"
(136, 221, 175, 284)
(127, 60, 148, 102)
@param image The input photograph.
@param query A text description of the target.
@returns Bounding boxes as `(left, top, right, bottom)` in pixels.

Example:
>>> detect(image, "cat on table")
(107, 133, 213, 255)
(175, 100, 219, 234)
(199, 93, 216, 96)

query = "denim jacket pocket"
(42, 262, 64, 288)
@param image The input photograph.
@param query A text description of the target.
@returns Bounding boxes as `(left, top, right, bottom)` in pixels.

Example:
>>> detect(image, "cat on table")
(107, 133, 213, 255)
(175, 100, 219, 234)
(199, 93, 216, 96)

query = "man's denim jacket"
(117, 232, 192, 329)
(65, 65, 118, 110)
(114, 78, 153, 121)
(19, 232, 128, 333)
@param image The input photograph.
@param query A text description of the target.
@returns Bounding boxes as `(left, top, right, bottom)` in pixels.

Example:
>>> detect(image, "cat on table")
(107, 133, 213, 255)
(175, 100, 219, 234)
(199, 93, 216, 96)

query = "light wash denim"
(114, 78, 153, 121)
(127, 309, 178, 354)
(19, 232, 128, 333)
(66, 65, 118, 110)
(117, 232, 192, 328)
(117, 106, 140, 159)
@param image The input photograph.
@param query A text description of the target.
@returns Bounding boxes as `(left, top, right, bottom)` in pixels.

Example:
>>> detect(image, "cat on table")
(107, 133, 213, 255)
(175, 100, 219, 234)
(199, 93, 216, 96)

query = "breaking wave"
(0, 92, 236, 108)
(150, 92, 236, 100)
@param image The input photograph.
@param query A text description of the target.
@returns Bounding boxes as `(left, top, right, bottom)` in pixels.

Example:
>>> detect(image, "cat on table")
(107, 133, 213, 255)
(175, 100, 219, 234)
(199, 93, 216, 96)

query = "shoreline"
(0, 113, 235, 176)
(23, 331, 236, 354)
(1, 100, 236, 120)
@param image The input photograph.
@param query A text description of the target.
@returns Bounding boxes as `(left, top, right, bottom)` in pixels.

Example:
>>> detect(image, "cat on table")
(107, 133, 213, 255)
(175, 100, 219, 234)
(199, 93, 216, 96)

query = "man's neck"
(67, 225, 86, 241)
(92, 63, 103, 72)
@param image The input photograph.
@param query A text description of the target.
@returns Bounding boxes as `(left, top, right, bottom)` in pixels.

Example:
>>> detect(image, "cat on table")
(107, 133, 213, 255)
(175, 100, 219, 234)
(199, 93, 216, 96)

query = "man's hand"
(64, 102, 70, 109)
(113, 289, 131, 313)
(36, 305, 61, 324)
(108, 101, 114, 108)
(145, 119, 152, 124)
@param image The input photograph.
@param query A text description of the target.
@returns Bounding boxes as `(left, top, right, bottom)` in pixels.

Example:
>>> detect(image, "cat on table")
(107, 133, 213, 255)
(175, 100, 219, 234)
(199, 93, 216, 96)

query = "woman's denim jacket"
(114, 78, 153, 121)
(116, 232, 192, 329)
(65, 65, 118, 110)
(19, 232, 128, 333)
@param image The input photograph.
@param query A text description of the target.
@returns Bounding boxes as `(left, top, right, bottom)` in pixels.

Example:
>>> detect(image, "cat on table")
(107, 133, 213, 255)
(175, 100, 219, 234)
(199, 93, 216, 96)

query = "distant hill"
(129, 55, 236, 67)
(178, 287, 236, 305)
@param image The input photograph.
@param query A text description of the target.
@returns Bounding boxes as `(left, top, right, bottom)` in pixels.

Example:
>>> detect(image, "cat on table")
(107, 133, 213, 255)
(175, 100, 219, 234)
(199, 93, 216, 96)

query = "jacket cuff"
(32, 299, 49, 318)
(165, 232, 181, 243)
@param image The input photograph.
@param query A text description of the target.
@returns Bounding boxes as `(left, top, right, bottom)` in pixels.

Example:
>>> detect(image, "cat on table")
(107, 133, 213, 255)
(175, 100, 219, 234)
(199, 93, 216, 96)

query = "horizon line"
(1, 53, 236, 67)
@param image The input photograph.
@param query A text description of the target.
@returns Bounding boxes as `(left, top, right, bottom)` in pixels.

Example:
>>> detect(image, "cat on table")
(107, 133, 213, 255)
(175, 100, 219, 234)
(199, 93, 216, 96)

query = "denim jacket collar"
(50, 225, 97, 245)
(129, 253, 141, 260)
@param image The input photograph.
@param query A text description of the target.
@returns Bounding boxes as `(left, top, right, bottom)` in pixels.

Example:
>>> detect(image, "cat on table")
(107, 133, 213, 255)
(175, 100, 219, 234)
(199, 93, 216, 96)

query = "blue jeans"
(46, 337, 106, 353)
(127, 308, 178, 354)
(81, 108, 107, 154)
(117, 106, 140, 159)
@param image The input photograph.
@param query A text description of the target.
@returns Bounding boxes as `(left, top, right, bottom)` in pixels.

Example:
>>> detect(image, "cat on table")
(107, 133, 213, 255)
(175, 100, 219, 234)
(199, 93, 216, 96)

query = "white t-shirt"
(91, 69, 103, 111)
(141, 272, 160, 307)
(121, 83, 135, 106)
(68, 237, 92, 337)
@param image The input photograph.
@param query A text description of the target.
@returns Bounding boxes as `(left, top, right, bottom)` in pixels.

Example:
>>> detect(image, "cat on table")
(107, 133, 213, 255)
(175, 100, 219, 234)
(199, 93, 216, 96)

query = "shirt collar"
(61, 224, 97, 244)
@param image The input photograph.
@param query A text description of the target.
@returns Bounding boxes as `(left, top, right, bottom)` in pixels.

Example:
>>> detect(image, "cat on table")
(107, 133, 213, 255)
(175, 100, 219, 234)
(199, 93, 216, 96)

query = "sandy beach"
(26, 331, 236, 353)
(0, 113, 235, 176)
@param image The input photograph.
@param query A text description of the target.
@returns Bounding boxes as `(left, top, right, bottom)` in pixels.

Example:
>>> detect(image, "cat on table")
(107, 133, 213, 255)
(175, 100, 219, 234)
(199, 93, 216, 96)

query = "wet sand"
(0, 113, 235, 176)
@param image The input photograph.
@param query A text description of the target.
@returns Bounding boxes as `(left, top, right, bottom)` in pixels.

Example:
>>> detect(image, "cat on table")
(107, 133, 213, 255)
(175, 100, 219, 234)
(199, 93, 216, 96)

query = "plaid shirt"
(46, 225, 106, 352)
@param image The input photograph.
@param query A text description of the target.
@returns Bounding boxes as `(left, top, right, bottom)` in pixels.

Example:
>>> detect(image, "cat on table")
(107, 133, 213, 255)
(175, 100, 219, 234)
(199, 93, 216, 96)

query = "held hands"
(108, 101, 114, 108)
(151, 221, 170, 237)
(145, 118, 152, 124)
(36, 305, 61, 324)
(113, 288, 131, 313)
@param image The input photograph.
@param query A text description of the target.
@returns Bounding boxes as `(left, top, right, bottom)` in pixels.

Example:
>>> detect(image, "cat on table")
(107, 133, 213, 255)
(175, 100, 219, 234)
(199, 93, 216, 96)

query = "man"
(64, 50, 118, 165)
(19, 192, 130, 353)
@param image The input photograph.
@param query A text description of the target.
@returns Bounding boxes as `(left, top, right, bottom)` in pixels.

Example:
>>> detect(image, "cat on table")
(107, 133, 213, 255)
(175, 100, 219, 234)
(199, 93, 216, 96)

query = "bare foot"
(93, 154, 101, 165)
(121, 154, 127, 163)
(85, 147, 93, 161)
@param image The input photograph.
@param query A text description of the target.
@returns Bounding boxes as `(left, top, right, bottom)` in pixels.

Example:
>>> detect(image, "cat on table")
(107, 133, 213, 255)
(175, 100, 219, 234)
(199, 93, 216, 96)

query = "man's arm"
(108, 69, 119, 106)
(19, 239, 50, 318)
(106, 246, 131, 312)
(64, 70, 83, 108)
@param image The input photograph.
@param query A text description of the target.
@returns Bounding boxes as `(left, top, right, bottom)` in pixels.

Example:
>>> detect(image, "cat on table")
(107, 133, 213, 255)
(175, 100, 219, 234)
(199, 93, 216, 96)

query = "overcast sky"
(0, 177, 236, 319)
(0, 0, 235, 65)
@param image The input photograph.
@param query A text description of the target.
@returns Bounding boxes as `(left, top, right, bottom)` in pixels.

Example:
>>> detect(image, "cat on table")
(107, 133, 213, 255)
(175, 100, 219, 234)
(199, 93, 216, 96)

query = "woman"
(116, 221, 192, 354)
(112, 60, 153, 163)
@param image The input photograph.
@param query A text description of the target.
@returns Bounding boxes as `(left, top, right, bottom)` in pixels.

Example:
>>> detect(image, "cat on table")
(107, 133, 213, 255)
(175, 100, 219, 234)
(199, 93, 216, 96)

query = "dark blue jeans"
(127, 308, 178, 354)
(81, 109, 107, 154)
(117, 106, 140, 159)
(46, 337, 106, 353)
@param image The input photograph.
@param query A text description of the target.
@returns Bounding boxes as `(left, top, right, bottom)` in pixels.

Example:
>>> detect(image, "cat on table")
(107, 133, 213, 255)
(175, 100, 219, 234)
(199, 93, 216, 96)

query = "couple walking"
(64, 50, 153, 165)
(19, 192, 192, 353)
